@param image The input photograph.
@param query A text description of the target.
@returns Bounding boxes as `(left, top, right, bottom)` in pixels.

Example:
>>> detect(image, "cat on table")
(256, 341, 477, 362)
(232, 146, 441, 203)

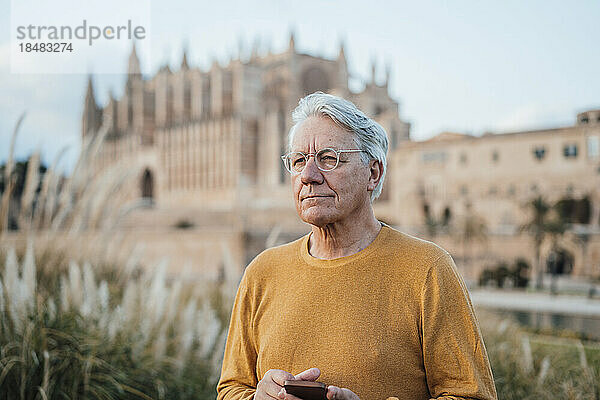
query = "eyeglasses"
(281, 148, 365, 173)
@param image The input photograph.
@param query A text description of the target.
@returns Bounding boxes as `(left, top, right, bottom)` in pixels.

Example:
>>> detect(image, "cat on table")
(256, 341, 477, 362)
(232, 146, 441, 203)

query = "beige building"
(82, 36, 600, 285)
(380, 110, 600, 282)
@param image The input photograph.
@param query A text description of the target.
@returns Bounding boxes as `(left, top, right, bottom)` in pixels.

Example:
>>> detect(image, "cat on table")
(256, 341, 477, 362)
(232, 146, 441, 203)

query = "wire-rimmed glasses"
(281, 148, 365, 173)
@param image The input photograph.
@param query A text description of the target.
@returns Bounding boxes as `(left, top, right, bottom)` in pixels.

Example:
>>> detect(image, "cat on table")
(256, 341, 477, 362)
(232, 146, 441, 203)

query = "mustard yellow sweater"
(217, 225, 497, 400)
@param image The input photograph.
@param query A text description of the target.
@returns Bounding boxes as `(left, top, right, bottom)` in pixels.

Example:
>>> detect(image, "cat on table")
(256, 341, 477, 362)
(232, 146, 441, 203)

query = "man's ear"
(367, 159, 383, 192)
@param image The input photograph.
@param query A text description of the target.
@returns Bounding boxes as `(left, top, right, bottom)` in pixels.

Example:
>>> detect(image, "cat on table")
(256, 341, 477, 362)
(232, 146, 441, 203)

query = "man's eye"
(319, 156, 337, 163)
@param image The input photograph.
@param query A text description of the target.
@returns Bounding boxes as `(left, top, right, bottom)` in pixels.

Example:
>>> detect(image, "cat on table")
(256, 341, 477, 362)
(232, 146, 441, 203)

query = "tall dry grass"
(0, 241, 227, 399)
(1, 115, 230, 399)
(477, 308, 600, 399)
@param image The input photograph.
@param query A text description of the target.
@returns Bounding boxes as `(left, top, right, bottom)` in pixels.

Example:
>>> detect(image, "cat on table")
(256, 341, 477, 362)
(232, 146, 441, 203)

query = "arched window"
(141, 169, 154, 201)
(546, 249, 574, 275)
(442, 207, 452, 225)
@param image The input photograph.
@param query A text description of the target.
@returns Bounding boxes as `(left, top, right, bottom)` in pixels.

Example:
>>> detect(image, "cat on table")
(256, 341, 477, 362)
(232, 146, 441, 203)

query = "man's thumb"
(294, 367, 321, 381)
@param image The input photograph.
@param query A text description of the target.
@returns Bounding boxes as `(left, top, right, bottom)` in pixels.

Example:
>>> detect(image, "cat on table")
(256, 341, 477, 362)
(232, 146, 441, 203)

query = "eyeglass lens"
(286, 149, 339, 172)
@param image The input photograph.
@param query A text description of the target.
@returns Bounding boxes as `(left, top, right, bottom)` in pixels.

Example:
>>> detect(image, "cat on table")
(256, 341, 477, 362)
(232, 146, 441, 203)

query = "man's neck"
(309, 212, 382, 260)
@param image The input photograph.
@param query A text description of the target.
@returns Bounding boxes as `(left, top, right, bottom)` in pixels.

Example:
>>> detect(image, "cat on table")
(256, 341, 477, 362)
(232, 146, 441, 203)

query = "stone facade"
(82, 35, 410, 213)
(380, 113, 600, 282)
(81, 36, 600, 284)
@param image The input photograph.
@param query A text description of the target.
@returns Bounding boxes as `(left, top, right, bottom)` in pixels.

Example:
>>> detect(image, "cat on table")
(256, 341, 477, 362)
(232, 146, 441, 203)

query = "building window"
(492, 150, 499, 163)
(459, 152, 467, 165)
(563, 143, 578, 158)
(579, 116, 589, 124)
(588, 136, 599, 159)
(390, 128, 398, 149)
(442, 207, 452, 225)
(508, 184, 516, 196)
(489, 186, 498, 196)
(555, 196, 591, 224)
(460, 185, 468, 196)
(421, 151, 447, 163)
(533, 146, 546, 161)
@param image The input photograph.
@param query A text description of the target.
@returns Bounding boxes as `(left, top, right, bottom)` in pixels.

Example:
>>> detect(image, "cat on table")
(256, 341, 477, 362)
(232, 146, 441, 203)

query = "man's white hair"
(288, 91, 389, 202)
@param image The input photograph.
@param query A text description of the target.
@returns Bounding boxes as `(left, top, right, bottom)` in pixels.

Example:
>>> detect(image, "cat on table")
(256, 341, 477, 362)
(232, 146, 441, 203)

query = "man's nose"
(300, 156, 324, 185)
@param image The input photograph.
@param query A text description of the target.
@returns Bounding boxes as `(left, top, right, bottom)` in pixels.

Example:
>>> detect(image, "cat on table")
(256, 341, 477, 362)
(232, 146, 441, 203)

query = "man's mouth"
(301, 194, 333, 201)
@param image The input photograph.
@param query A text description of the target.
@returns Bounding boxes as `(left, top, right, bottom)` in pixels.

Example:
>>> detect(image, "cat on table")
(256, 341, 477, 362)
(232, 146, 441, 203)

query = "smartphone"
(283, 380, 328, 400)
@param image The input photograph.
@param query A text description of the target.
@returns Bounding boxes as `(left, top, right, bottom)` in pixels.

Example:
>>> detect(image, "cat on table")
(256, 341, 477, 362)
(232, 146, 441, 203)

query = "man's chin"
(299, 208, 335, 227)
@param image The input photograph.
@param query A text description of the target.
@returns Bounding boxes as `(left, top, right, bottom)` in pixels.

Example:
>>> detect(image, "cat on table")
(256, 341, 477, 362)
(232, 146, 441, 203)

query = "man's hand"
(255, 368, 320, 400)
(272, 368, 361, 400)
(325, 386, 360, 400)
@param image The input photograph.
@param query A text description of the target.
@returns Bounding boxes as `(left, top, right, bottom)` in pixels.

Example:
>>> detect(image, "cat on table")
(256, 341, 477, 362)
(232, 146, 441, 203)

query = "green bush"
(479, 259, 530, 288)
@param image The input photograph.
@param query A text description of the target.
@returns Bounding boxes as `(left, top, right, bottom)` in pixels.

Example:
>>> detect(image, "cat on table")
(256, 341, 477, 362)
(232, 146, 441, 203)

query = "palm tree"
(456, 202, 488, 272)
(546, 218, 568, 295)
(520, 195, 567, 290)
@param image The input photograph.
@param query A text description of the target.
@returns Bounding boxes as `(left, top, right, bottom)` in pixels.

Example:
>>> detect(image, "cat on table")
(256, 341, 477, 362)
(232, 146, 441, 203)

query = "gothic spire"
(128, 42, 141, 77)
(181, 49, 189, 70)
(337, 39, 346, 62)
(288, 29, 296, 52)
(82, 74, 100, 137)
(84, 74, 97, 109)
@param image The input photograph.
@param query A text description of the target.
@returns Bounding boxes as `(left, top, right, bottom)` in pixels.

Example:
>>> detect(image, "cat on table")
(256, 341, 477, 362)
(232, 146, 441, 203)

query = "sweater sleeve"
(420, 252, 498, 400)
(216, 269, 259, 400)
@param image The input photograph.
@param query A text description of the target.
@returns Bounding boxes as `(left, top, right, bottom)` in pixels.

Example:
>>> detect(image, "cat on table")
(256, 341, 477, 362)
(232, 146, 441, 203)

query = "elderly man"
(217, 92, 497, 400)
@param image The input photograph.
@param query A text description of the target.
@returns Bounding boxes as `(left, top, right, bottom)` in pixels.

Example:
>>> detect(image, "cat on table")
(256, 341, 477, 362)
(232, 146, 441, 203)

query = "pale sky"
(1, 0, 599, 172)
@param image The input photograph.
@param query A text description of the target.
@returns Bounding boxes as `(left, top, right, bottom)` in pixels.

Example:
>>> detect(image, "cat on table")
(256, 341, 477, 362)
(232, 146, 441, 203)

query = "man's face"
(290, 115, 373, 227)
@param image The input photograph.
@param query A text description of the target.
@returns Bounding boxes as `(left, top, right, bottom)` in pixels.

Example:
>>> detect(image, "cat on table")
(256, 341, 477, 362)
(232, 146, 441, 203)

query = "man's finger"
(327, 385, 339, 400)
(278, 388, 305, 400)
(327, 386, 361, 400)
(270, 369, 295, 386)
(293, 367, 321, 381)
(329, 386, 349, 400)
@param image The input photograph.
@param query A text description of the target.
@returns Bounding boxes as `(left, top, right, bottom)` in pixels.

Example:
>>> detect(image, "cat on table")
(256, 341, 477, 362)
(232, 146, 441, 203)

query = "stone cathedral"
(81, 34, 410, 225)
(81, 35, 600, 282)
